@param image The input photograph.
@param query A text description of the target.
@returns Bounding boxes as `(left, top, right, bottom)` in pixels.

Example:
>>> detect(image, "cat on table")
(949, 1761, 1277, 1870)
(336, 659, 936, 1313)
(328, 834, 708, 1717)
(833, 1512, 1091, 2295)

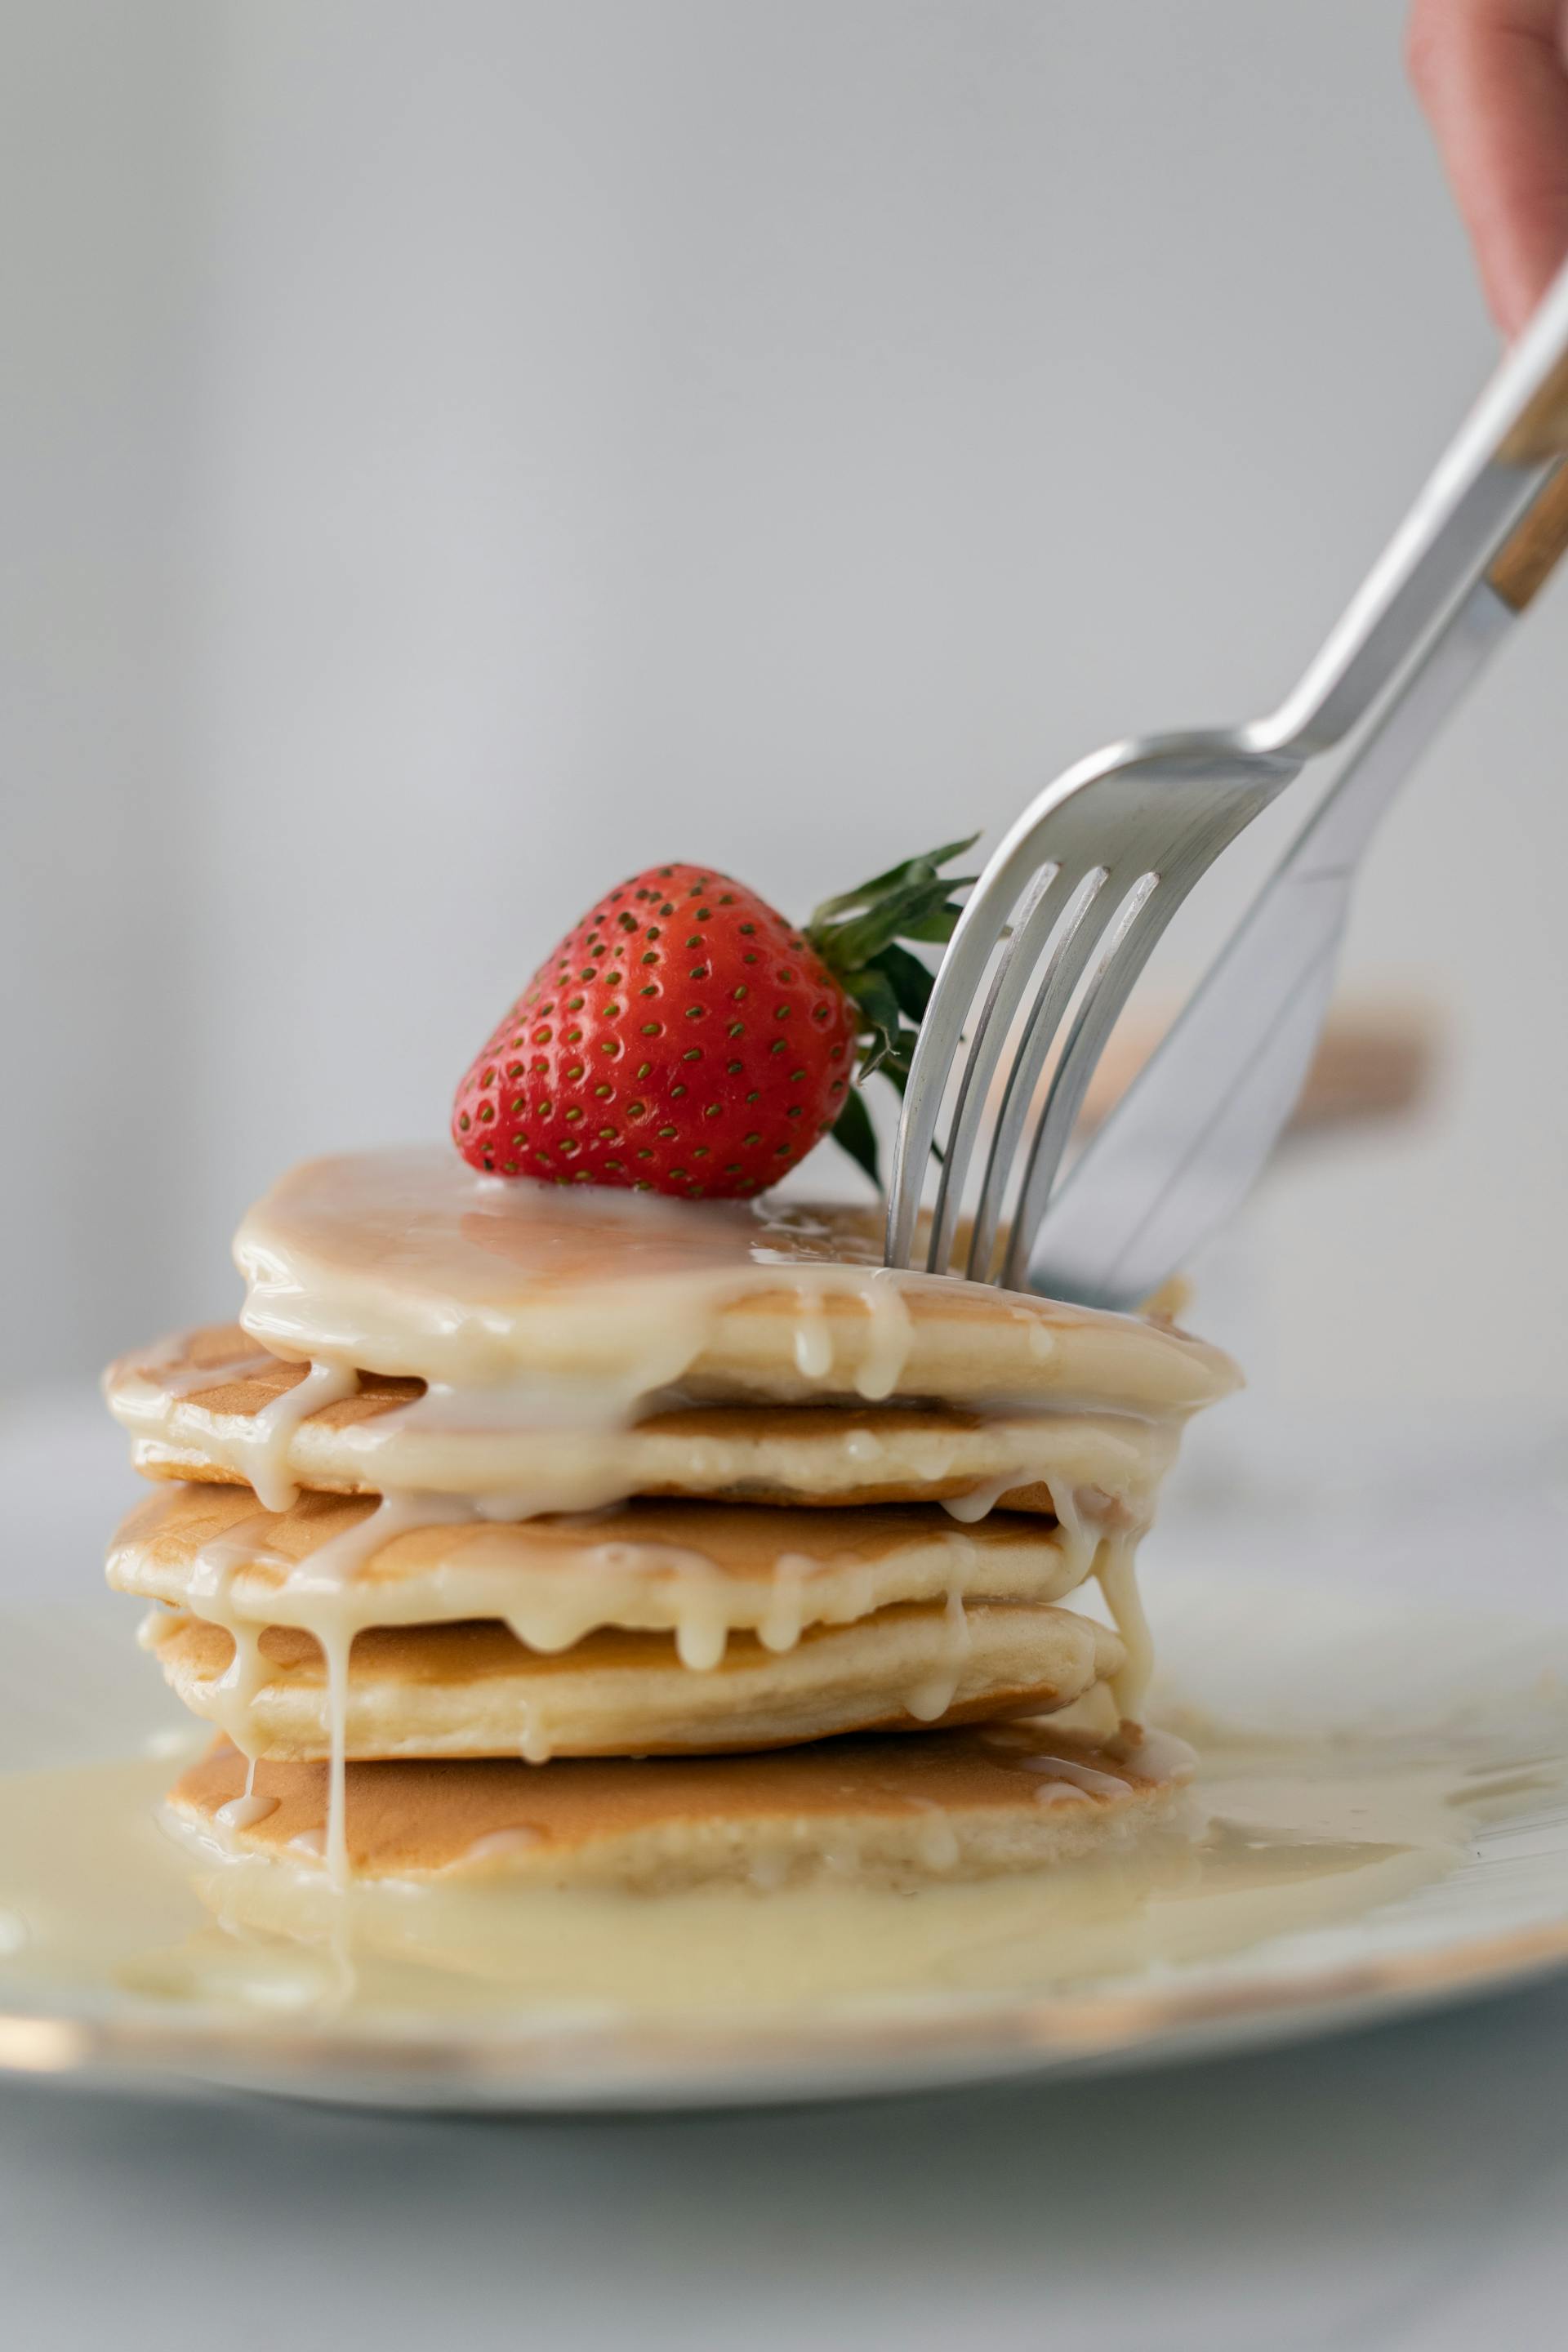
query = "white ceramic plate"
(2, 1457, 1567, 2114)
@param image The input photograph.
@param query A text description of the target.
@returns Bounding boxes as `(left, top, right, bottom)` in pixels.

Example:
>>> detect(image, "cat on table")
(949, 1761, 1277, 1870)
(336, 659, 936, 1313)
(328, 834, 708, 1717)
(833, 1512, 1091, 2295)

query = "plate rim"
(3, 1906, 1566, 2113)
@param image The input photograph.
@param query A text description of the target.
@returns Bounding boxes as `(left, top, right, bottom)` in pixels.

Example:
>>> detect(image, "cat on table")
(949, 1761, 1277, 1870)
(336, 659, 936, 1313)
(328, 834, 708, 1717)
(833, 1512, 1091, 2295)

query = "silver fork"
(884, 254, 1568, 1287)
(1028, 457, 1568, 1312)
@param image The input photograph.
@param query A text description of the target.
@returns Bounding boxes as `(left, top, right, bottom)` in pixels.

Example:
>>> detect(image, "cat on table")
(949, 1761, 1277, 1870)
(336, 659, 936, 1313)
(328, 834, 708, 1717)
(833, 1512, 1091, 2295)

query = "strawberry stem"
(805, 835, 978, 1187)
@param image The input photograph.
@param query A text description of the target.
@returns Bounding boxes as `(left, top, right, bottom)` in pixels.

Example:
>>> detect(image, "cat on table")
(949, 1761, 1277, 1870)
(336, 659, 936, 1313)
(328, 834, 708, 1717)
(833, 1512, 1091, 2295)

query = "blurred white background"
(4, 0, 1566, 1410)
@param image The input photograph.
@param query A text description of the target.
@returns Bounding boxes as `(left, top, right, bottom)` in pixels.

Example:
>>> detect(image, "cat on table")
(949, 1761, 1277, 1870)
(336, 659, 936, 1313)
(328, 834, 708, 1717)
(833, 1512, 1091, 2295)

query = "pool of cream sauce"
(0, 1724, 1558, 2026)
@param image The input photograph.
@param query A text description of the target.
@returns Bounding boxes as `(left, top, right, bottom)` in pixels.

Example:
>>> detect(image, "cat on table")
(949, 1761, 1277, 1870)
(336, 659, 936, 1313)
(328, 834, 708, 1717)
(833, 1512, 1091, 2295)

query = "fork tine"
(923, 862, 1074, 1275)
(885, 735, 1290, 1273)
(886, 735, 1168, 1266)
(999, 871, 1185, 1291)
(884, 831, 1078, 1266)
(964, 866, 1135, 1283)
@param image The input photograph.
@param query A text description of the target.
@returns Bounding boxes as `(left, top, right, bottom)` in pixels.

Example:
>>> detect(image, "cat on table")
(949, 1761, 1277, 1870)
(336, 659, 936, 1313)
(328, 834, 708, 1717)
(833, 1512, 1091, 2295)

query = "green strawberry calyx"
(803, 835, 978, 1186)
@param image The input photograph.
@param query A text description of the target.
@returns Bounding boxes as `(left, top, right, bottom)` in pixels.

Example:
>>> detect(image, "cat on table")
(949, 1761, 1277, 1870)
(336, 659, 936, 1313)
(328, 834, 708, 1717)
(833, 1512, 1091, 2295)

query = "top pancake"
(233, 1146, 1240, 1414)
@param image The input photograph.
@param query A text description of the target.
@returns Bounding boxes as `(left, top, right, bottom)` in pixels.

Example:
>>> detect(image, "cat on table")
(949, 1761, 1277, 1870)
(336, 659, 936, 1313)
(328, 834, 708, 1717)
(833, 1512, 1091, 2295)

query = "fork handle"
(1500, 350, 1568, 463)
(1486, 461, 1568, 610)
(1265, 253, 1568, 755)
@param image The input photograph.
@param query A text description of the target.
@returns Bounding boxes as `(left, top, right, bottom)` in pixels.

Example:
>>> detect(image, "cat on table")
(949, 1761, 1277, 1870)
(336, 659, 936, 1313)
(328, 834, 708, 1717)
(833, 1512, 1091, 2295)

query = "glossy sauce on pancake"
(234, 1148, 1238, 1443)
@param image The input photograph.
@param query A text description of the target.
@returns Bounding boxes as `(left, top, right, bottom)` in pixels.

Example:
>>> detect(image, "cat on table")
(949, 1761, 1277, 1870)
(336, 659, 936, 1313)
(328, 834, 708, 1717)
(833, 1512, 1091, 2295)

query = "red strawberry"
(452, 843, 976, 1199)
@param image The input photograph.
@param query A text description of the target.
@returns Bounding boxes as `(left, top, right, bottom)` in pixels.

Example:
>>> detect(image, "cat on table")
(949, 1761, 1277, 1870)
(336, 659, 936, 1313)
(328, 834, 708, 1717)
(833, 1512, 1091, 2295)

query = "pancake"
(105, 1324, 1181, 1521)
(141, 1599, 1125, 1761)
(233, 1146, 1241, 1413)
(108, 1481, 1106, 1661)
(167, 1720, 1191, 1890)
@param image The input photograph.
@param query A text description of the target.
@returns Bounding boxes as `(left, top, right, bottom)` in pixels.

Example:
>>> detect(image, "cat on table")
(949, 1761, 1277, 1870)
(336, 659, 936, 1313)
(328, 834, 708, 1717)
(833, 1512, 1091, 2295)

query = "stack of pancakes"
(104, 1147, 1238, 1892)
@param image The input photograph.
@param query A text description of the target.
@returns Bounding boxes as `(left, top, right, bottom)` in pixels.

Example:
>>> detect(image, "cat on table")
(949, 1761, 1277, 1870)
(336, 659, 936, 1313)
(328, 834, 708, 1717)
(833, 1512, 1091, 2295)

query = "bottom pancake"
(143, 1599, 1125, 1759)
(167, 1722, 1193, 1891)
